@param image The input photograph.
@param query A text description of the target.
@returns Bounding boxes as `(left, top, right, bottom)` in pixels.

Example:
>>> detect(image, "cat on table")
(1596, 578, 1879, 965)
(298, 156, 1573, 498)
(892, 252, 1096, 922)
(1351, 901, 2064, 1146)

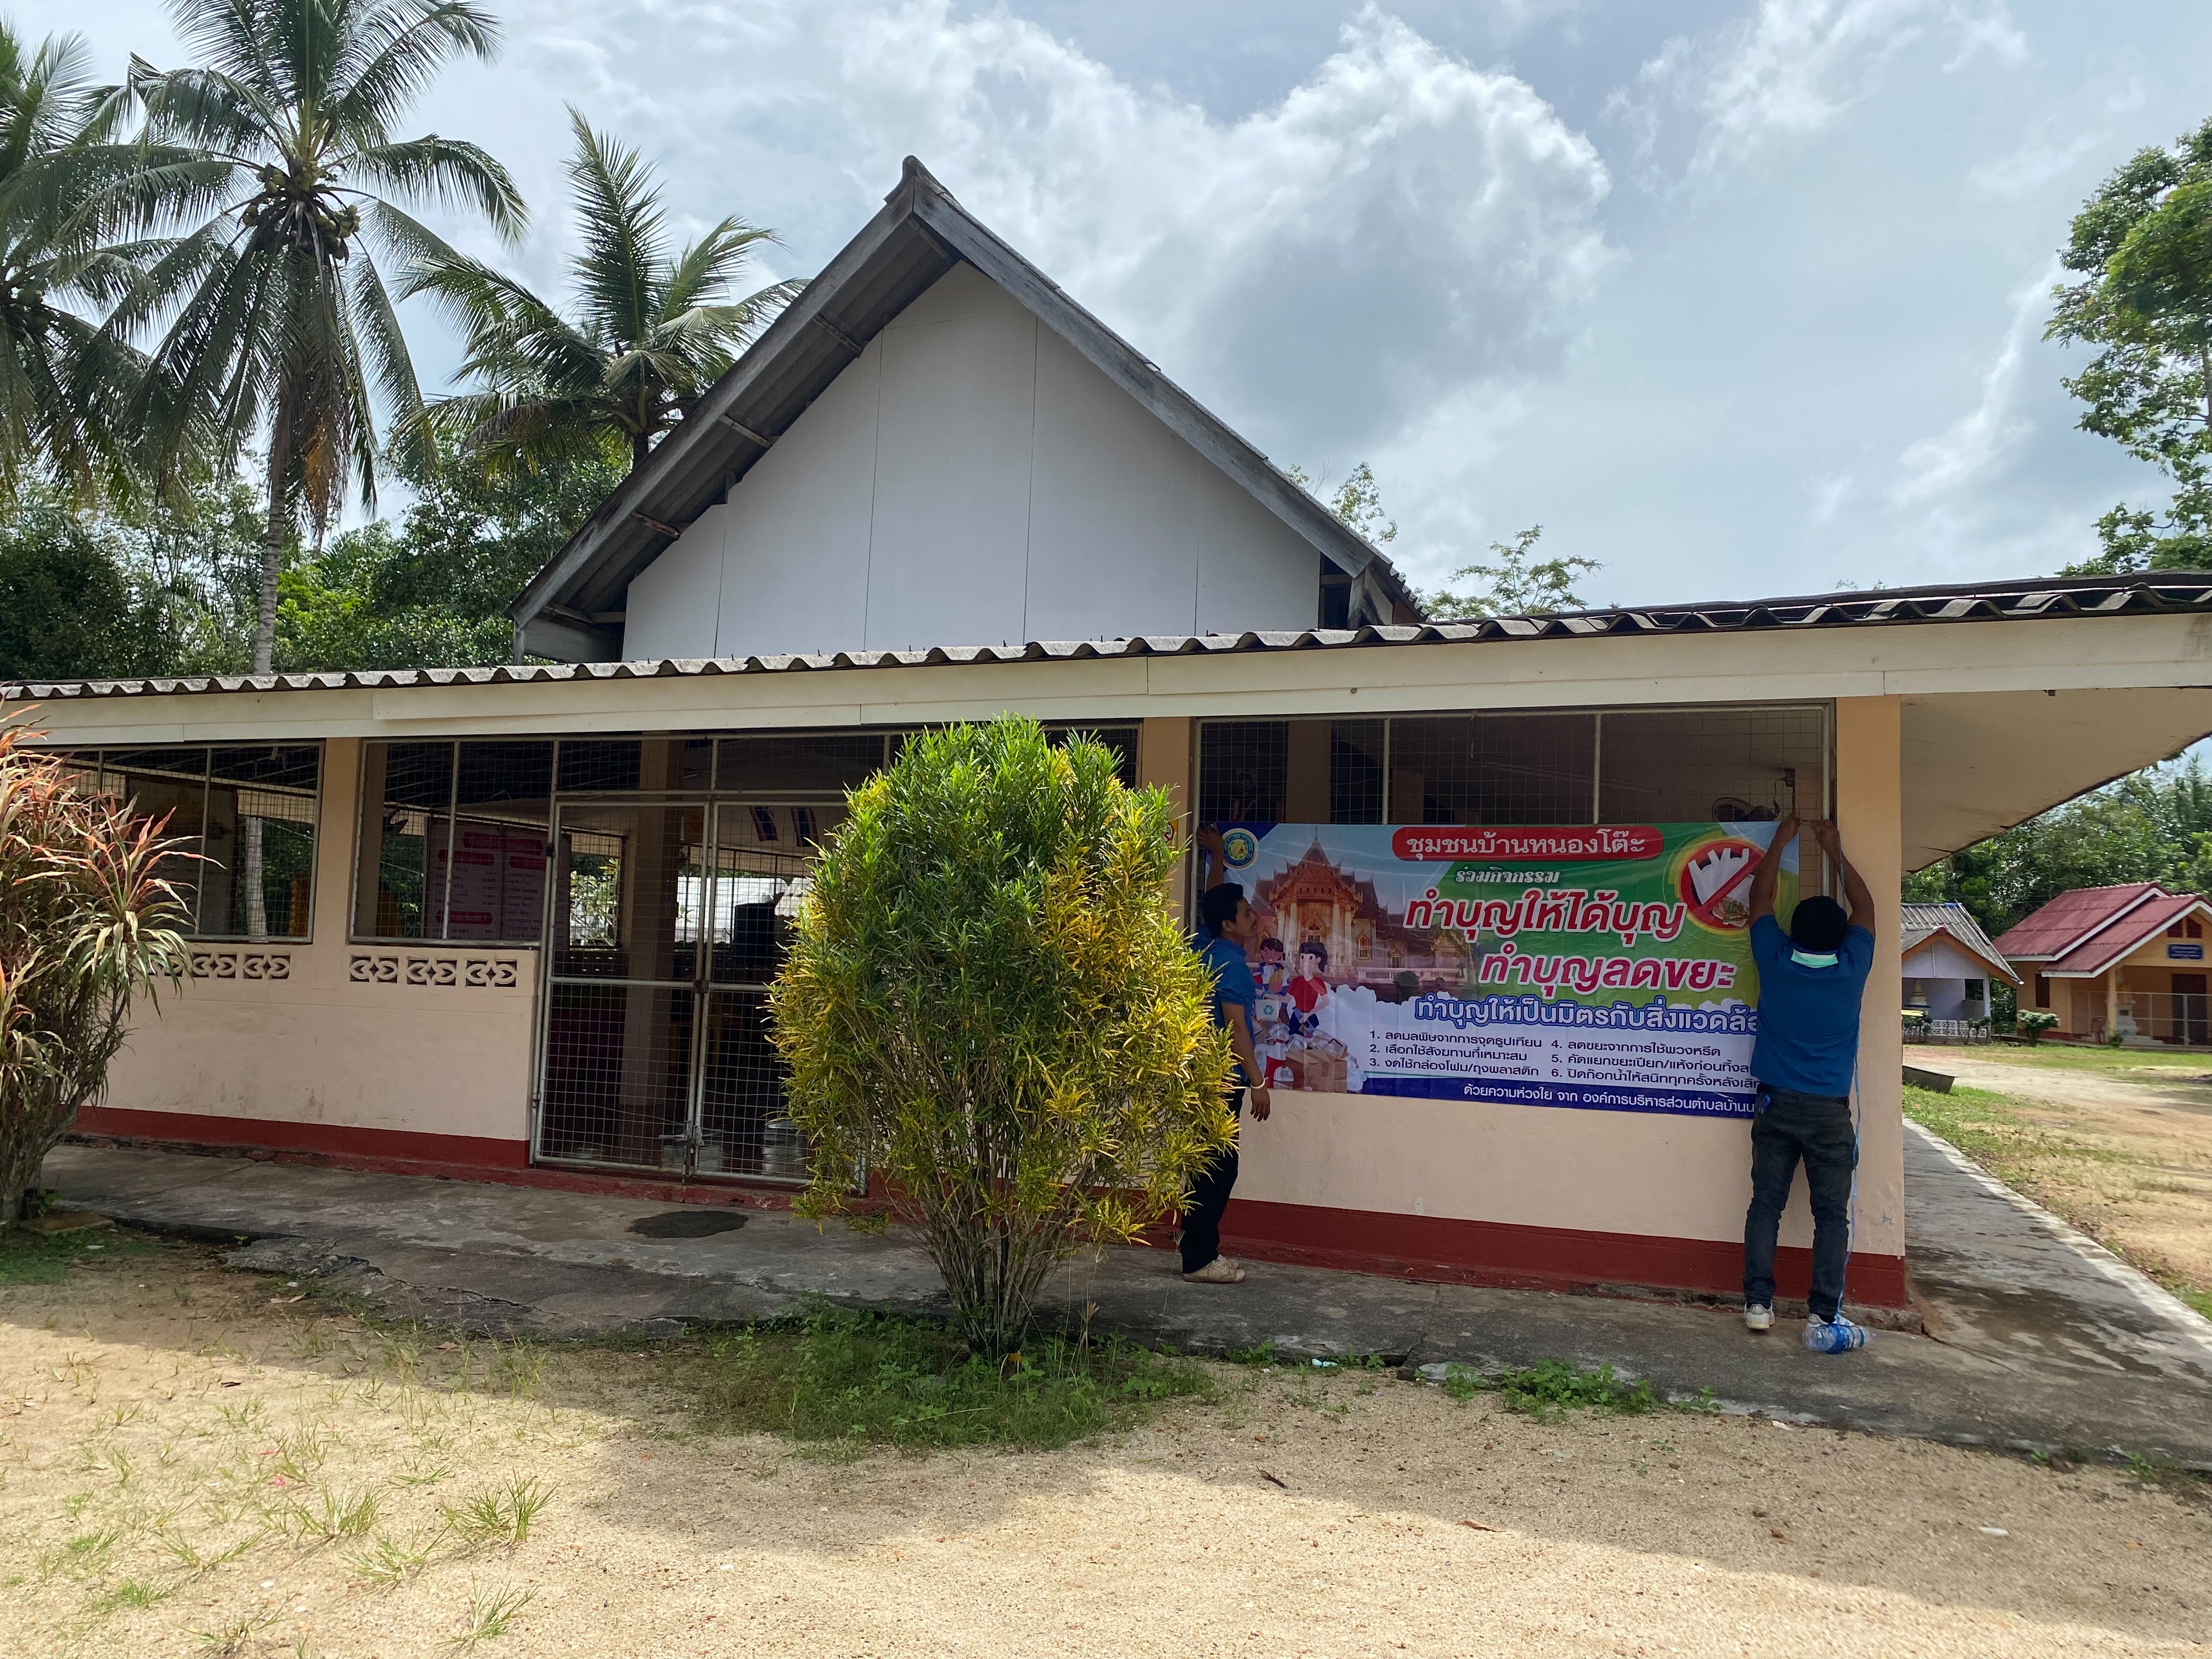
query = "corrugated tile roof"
(1993, 883, 2165, 962)
(2045, 891, 2210, 977)
(8, 571, 2211, 704)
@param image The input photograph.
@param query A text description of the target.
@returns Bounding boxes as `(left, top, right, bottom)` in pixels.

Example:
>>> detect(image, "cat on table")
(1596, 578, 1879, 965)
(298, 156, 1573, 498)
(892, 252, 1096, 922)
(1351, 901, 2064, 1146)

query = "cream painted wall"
(1836, 697, 1905, 1266)
(101, 738, 539, 1146)
(620, 263, 1321, 661)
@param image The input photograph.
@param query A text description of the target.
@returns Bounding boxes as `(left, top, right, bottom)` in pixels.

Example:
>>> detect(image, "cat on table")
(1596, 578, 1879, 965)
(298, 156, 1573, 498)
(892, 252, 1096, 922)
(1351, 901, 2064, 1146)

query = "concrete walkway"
(38, 1133, 2212, 1470)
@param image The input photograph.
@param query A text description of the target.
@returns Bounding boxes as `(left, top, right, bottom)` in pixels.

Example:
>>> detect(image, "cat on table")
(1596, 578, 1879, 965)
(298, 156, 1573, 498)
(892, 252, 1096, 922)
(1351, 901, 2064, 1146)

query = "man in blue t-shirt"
(1742, 816, 1877, 1351)
(1183, 828, 1274, 1284)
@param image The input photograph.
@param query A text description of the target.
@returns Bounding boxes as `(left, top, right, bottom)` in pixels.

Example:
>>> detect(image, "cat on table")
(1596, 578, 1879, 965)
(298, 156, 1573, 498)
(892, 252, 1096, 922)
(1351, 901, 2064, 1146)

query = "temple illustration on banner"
(1254, 841, 1472, 997)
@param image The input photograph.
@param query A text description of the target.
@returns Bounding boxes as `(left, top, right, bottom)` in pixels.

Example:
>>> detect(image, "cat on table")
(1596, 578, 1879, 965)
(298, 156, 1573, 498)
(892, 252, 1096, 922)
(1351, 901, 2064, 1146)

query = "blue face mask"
(1791, 949, 1839, 968)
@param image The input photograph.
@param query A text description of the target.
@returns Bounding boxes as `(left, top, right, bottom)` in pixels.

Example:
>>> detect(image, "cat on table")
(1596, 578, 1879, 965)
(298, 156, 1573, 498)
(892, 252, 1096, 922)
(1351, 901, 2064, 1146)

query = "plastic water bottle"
(1803, 1316, 1869, 1353)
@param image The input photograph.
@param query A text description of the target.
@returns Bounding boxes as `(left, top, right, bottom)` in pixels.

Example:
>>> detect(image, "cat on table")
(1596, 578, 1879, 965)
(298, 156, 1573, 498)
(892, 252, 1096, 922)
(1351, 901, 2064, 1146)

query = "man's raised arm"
(1747, 815, 1799, 925)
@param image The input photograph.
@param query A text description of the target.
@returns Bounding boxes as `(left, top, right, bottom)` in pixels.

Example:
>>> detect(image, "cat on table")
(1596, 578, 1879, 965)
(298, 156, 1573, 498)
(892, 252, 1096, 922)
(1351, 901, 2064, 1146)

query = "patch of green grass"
(1907, 1084, 2212, 1321)
(0, 1226, 150, 1285)
(346, 1531, 433, 1589)
(90, 1578, 171, 1613)
(681, 1306, 1214, 1451)
(2165, 1279, 2212, 1321)
(1223, 1341, 1281, 1367)
(448, 1584, 534, 1650)
(1440, 1359, 1668, 1421)
(1943, 1043, 2212, 1076)
(440, 1477, 548, 1552)
(1903, 1083, 2138, 1175)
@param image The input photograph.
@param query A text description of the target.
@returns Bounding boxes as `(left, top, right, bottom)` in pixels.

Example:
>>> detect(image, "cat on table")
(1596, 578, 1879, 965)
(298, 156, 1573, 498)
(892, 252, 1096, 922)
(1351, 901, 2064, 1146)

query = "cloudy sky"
(30, 0, 2212, 606)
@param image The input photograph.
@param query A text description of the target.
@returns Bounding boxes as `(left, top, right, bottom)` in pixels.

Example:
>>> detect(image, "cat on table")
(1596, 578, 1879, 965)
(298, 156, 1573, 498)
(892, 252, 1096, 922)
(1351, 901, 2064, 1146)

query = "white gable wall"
(623, 264, 1321, 661)
(1903, 936, 2004, 982)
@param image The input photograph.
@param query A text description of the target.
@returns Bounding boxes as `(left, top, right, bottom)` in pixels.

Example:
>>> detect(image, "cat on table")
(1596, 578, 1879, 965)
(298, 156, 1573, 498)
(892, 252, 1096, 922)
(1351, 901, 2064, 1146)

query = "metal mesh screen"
(1198, 721, 1289, 822)
(65, 744, 321, 939)
(1597, 707, 1827, 823)
(537, 983, 696, 1168)
(718, 732, 888, 794)
(445, 742, 554, 943)
(358, 742, 451, 939)
(556, 739, 642, 794)
(1387, 714, 1596, 826)
(1330, 720, 1386, 824)
(201, 746, 320, 939)
(698, 989, 791, 1177)
(96, 747, 210, 928)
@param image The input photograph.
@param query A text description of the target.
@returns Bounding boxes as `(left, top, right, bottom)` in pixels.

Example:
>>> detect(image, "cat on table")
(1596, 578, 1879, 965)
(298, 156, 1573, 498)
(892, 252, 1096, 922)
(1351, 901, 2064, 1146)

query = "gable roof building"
(19, 156, 2212, 1312)
(1900, 902, 2018, 985)
(511, 157, 1424, 664)
(1994, 883, 2212, 1043)
(1993, 883, 2203, 978)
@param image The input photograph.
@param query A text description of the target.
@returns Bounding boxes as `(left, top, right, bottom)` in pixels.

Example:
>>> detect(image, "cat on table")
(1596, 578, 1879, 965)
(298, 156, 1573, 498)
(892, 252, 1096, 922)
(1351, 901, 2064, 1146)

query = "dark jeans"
(1180, 1092, 1243, 1274)
(1742, 1085, 1858, 1321)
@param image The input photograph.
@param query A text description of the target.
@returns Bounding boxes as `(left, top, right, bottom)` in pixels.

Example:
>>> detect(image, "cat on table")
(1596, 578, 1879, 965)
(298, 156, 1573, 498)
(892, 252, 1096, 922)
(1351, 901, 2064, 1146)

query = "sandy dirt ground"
(3, 1242, 2208, 1659)
(1919, 1045, 2212, 1295)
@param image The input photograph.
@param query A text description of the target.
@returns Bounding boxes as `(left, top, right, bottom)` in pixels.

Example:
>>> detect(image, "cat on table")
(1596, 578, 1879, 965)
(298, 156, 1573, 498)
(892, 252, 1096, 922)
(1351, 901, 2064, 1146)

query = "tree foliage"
(405, 108, 798, 477)
(1286, 461, 1397, 546)
(123, 0, 525, 672)
(0, 23, 210, 508)
(2048, 119, 2212, 575)
(279, 447, 619, 669)
(769, 717, 1235, 1358)
(1426, 525, 1600, 619)
(0, 724, 188, 1226)
(1905, 755, 2212, 938)
(0, 481, 263, 680)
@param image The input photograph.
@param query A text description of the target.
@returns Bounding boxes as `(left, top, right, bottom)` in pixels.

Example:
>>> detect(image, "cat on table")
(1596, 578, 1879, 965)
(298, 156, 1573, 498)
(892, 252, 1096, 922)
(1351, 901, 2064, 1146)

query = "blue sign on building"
(2169, 943, 2204, 960)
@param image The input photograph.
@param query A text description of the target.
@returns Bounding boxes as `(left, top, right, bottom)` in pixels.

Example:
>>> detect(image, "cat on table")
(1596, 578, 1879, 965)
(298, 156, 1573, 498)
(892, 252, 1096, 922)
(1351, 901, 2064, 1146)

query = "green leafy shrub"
(1, 726, 189, 1226)
(2016, 1010, 2059, 1043)
(770, 716, 1235, 1356)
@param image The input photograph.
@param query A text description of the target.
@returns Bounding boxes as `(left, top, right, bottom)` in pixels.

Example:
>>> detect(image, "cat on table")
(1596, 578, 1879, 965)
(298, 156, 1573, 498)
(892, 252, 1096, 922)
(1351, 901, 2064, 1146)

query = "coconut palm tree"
(405, 108, 800, 478)
(0, 25, 205, 506)
(122, 0, 527, 677)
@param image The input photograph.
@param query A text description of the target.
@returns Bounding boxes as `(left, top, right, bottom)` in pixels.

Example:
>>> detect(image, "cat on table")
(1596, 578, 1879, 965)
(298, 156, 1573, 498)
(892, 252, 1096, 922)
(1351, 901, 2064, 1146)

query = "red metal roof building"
(1995, 884, 2212, 1043)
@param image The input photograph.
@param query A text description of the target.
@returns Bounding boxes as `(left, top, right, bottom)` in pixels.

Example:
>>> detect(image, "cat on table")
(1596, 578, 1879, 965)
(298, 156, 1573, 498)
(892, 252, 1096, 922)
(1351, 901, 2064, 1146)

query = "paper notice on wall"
(1211, 821, 1799, 1118)
(427, 819, 548, 941)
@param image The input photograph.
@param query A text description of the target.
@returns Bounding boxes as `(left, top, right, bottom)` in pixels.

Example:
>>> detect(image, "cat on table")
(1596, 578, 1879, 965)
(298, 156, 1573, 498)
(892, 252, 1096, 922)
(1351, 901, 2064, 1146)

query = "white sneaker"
(1744, 1303, 1774, 1333)
(1183, 1256, 1247, 1284)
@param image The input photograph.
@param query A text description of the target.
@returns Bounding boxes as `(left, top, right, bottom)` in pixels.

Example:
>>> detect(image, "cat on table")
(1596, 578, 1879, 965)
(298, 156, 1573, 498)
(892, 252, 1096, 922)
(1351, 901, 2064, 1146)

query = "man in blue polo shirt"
(1742, 816, 1877, 1352)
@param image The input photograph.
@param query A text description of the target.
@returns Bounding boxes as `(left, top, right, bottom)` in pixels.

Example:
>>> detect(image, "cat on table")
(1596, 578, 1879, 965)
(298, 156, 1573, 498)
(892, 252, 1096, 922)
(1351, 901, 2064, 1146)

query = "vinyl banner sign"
(1214, 821, 1796, 1120)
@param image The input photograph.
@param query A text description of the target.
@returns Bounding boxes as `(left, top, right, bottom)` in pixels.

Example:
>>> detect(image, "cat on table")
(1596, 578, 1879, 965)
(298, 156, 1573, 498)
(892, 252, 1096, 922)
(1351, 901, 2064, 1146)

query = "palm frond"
(346, 134, 523, 239)
(328, 0, 503, 140)
(562, 106, 665, 347)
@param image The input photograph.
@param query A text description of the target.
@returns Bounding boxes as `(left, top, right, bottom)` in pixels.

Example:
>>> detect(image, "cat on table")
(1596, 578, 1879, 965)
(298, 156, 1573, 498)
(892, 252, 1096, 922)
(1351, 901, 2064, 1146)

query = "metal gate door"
(533, 799, 810, 1178)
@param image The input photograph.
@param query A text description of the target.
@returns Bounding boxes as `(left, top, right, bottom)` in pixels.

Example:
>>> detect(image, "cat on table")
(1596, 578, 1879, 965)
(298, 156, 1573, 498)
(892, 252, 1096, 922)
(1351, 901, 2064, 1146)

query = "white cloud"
(1891, 263, 2054, 506)
(469, 2, 1616, 455)
(1618, 0, 2027, 177)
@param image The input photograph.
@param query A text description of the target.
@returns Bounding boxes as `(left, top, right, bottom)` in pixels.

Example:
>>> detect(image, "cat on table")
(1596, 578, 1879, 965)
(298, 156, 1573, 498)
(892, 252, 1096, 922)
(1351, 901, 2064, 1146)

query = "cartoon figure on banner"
(1255, 936, 1288, 996)
(1285, 940, 1331, 1034)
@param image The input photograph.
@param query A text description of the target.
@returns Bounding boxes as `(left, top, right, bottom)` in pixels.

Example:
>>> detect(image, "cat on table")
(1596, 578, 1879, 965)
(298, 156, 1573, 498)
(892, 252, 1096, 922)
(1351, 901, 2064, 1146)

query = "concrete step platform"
(37, 1135, 2212, 1471)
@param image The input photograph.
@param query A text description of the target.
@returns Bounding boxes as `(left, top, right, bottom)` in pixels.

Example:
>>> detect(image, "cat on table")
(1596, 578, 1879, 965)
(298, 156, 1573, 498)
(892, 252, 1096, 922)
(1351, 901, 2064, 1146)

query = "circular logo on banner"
(1673, 834, 1765, 933)
(1221, 828, 1259, 869)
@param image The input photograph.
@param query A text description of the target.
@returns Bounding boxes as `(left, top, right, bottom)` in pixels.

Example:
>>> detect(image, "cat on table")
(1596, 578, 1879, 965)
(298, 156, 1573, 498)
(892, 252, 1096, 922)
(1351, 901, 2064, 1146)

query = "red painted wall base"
(66, 1106, 1909, 1307)
(68, 1105, 787, 1210)
(1221, 1197, 1910, 1308)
